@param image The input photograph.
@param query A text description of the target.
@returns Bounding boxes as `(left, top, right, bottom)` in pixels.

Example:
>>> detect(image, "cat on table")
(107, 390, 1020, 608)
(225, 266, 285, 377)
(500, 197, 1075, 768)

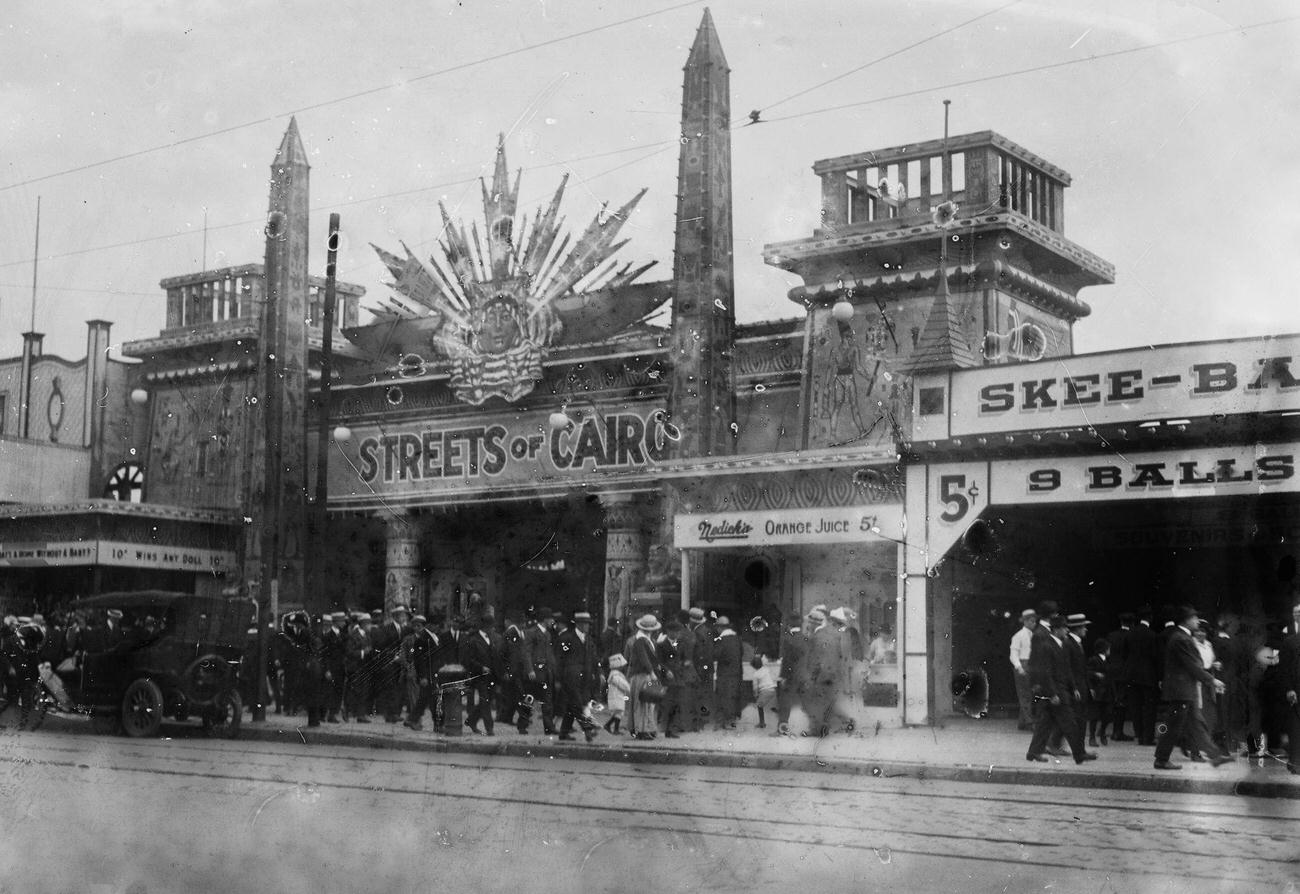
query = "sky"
(1, 0, 1297, 362)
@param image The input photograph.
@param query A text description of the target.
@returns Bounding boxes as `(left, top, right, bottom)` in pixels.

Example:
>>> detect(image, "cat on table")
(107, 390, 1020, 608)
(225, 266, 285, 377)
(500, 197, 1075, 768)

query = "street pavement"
(230, 703, 1300, 801)
(3, 724, 1298, 894)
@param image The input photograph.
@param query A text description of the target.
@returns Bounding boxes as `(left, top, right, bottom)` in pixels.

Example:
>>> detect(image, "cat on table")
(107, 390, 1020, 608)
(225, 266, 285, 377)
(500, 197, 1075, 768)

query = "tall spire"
(274, 116, 310, 170)
(668, 8, 736, 457)
(248, 117, 312, 644)
(688, 7, 728, 68)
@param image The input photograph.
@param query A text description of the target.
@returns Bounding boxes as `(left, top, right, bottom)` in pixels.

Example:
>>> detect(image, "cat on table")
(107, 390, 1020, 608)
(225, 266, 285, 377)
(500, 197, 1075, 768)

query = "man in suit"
(460, 610, 501, 736)
(1279, 601, 1300, 775)
(344, 614, 374, 723)
(1125, 605, 1161, 745)
(775, 612, 809, 735)
(517, 606, 557, 735)
(401, 614, 438, 731)
(371, 604, 409, 723)
(1026, 614, 1096, 764)
(1048, 614, 1091, 754)
(1107, 613, 1134, 740)
(556, 612, 600, 741)
(1153, 605, 1231, 770)
(321, 612, 346, 722)
(687, 607, 715, 731)
(499, 613, 526, 727)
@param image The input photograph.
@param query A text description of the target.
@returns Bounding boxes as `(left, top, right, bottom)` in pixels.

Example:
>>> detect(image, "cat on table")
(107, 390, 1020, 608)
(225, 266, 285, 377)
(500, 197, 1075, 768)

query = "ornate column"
(600, 493, 648, 625)
(384, 510, 421, 613)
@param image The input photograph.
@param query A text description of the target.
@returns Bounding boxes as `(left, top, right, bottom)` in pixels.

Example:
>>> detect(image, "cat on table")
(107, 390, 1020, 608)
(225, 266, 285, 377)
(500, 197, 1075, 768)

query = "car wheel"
(202, 689, 242, 739)
(121, 678, 165, 738)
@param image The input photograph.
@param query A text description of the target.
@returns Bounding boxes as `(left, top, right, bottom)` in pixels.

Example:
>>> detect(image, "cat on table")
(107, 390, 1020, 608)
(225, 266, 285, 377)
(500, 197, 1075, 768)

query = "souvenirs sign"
(674, 505, 904, 549)
(912, 333, 1300, 440)
(330, 405, 674, 503)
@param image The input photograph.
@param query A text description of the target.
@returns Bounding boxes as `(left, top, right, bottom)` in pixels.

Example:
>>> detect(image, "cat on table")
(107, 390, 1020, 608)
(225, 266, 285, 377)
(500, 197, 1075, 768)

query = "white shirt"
(1009, 626, 1034, 670)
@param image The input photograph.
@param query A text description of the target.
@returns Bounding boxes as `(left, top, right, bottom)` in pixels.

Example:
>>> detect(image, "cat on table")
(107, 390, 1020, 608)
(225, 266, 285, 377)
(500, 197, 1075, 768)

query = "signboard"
(988, 442, 1299, 504)
(921, 461, 991, 561)
(0, 540, 236, 571)
(329, 404, 672, 501)
(674, 505, 904, 549)
(912, 333, 1300, 440)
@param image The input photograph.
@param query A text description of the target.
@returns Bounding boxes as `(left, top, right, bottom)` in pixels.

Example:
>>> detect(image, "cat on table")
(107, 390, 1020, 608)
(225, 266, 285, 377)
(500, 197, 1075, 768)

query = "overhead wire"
(3, 12, 1293, 288)
(0, 0, 705, 194)
(762, 14, 1300, 124)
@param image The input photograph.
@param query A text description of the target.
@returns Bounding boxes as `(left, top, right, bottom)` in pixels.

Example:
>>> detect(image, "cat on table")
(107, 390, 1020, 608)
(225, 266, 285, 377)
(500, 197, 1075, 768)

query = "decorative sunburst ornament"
(367, 135, 658, 405)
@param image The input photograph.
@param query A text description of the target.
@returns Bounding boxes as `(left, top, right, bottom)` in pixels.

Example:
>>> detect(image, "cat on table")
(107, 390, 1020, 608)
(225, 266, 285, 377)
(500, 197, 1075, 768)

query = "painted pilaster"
(18, 331, 43, 439)
(384, 511, 422, 613)
(601, 493, 648, 625)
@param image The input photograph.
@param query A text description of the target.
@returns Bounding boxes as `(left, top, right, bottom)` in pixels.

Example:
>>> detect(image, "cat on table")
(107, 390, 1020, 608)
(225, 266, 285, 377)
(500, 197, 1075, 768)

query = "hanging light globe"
(332, 425, 353, 442)
(548, 411, 571, 430)
(129, 388, 149, 405)
(831, 298, 854, 322)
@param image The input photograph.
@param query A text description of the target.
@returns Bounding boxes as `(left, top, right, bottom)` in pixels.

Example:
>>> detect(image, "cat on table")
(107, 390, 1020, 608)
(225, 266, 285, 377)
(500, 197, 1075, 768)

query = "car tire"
(202, 689, 242, 739)
(121, 678, 165, 738)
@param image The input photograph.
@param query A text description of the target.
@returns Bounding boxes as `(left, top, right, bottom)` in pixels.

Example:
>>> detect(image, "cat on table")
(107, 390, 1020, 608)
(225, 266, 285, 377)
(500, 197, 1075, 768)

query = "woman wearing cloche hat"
(627, 614, 663, 739)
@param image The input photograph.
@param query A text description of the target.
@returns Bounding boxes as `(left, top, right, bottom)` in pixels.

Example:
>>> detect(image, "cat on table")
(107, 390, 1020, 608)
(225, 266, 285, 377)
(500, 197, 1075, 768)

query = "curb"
(235, 723, 1300, 800)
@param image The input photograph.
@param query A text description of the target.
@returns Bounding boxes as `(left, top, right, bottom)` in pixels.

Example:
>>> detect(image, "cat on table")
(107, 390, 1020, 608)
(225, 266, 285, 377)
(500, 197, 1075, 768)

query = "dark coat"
(779, 627, 809, 690)
(1274, 632, 1300, 700)
(1123, 622, 1160, 687)
(556, 629, 599, 704)
(1107, 626, 1131, 686)
(523, 623, 555, 674)
(1029, 633, 1075, 704)
(714, 630, 743, 686)
(628, 633, 659, 677)
(344, 626, 372, 675)
(504, 624, 528, 682)
(1086, 653, 1113, 703)
(460, 629, 503, 684)
(1161, 626, 1216, 702)
(690, 623, 715, 680)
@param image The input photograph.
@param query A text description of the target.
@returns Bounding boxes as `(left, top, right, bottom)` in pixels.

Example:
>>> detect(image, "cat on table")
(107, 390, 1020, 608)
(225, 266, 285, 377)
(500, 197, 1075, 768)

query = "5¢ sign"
(929, 462, 990, 526)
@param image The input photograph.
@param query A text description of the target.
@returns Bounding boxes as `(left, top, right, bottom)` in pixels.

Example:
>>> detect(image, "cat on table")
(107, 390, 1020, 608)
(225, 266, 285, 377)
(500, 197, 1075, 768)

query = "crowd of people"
(1010, 599, 1300, 774)
(265, 600, 881, 742)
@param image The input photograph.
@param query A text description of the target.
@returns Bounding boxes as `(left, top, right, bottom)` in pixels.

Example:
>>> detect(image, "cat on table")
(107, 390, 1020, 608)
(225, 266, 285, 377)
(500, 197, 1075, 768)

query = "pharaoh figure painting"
(351, 136, 669, 406)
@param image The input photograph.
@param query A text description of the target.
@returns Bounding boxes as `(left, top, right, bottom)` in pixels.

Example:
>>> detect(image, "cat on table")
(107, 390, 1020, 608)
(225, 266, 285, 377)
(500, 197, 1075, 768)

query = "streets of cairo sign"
(330, 406, 676, 502)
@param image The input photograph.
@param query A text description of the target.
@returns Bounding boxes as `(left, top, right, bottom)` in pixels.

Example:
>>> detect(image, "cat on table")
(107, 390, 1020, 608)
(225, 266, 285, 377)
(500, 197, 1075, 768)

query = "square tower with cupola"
(763, 130, 1114, 450)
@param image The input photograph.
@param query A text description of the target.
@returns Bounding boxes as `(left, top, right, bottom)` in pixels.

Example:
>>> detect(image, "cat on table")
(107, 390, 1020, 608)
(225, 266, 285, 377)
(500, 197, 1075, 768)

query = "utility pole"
(307, 214, 341, 611)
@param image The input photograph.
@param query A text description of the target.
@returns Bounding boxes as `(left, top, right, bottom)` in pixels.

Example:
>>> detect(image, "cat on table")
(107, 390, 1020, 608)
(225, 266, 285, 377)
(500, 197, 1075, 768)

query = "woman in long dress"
(628, 614, 662, 740)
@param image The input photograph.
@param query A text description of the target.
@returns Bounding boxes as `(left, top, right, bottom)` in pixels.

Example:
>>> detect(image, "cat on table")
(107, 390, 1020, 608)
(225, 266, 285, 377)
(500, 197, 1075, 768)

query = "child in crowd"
(1086, 637, 1113, 746)
(752, 653, 780, 729)
(604, 653, 630, 735)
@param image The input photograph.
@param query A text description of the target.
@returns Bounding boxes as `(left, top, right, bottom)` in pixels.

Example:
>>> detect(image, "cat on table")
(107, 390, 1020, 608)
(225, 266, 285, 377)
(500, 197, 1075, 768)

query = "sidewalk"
(239, 706, 1300, 800)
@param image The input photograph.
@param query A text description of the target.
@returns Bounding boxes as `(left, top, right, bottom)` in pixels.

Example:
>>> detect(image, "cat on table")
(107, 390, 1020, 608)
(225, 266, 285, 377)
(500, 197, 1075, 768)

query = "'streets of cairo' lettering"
(977, 356, 1300, 414)
(1025, 454, 1294, 493)
(356, 412, 673, 484)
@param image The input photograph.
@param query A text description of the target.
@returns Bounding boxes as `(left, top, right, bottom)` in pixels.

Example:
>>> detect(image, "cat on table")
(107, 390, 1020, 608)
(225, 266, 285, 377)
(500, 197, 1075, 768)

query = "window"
(105, 462, 145, 503)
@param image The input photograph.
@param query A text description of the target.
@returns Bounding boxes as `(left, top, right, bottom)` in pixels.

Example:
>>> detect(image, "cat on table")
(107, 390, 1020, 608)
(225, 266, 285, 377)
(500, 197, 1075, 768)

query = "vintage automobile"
(51, 591, 255, 738)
